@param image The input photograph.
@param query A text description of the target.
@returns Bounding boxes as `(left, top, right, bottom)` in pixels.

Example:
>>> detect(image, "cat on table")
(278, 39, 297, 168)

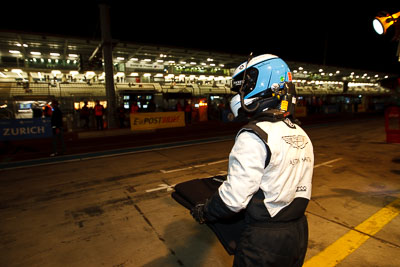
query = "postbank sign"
(130, 112, 185, 131)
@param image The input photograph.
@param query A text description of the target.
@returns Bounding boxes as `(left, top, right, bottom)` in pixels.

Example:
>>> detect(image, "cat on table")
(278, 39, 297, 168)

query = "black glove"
(190, 202, 207, 224)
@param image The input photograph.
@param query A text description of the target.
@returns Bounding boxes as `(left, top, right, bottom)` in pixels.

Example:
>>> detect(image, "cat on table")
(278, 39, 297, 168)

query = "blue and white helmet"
(230, 54, 296, 118)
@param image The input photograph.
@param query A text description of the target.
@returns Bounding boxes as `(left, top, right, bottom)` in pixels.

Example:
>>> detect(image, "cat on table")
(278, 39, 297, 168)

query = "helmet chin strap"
(239, 52, 259, 113)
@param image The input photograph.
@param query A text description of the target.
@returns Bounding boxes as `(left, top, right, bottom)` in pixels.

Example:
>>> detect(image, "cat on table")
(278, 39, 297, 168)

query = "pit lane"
(0, 116, 399, 266)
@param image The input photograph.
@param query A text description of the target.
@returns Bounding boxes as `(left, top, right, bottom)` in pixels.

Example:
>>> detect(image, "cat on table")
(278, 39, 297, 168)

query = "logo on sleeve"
(296, 185, 307, 192)
(282, 135, 308, 149)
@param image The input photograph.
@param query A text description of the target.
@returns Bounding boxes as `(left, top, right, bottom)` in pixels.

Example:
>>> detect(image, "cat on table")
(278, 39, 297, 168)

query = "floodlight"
(373, 11, 400, 35)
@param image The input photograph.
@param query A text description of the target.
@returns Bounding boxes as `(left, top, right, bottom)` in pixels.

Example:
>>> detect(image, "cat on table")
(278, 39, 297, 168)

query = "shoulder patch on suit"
(283, 118, 296, 129)
(239, 123, 268, 144)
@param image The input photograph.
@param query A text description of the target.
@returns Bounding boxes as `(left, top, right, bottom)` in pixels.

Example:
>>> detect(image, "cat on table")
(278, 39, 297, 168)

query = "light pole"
(99, 4, 117, 128)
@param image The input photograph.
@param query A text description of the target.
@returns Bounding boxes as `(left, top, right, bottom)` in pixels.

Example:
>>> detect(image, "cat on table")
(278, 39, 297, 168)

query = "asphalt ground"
(0, 113, 399, 266)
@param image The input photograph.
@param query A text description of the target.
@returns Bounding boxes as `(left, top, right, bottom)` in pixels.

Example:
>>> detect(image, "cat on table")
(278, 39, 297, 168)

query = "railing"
(0, 81, 391, 100)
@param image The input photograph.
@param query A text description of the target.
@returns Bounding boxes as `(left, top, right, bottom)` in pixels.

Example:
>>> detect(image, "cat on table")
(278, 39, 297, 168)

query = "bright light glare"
(373, 19, 384, 34)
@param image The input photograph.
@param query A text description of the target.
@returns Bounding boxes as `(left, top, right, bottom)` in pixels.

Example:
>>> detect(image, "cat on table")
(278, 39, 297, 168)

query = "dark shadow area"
(141, 218, 232, 267)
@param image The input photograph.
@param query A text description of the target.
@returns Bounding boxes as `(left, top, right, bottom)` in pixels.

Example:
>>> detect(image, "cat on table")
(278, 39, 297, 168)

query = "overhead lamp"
(12, 69, 23, 78)
(9, 50, 21, 54)
(373, 11, 400, 35)
(51, 70, 61, 76)
(50, 52, 60, 57)
(86, 71, 96, 76)
(30, 51, 41, 56)
(68, 54, 78, 58)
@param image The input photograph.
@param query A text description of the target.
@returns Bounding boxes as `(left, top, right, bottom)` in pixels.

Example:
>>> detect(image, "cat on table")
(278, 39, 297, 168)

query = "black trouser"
(233, 215, 308, 267)
(52, 128, 65, 154)
(95, 116, 103, 130)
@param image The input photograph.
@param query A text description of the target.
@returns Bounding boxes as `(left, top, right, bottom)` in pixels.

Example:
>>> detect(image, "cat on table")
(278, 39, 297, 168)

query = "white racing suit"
(204, 117, 314, 266)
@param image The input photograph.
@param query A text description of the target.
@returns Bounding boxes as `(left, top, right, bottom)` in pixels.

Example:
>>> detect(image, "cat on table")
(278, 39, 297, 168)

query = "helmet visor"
(231, 67, 258, 94)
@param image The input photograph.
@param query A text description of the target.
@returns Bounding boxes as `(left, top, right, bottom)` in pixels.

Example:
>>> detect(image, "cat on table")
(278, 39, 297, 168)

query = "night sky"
(1, 3, 399, 73)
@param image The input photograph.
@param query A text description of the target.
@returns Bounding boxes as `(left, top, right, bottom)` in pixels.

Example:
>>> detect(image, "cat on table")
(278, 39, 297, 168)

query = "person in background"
(184, 100, 192, 124)
(116, 103, 126, 128)
(94, 100, 104, 130)
(50, 100, 65, 156)
(130, 101, 139, 114)
(31, 102, 42, 118)
(176, 100, 183, 111)
(43, 102, 53, 118)
(80, 101, 90, 129)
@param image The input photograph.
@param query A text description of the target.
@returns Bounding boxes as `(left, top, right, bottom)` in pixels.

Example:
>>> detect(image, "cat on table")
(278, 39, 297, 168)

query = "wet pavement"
(0, 114, 399, 266)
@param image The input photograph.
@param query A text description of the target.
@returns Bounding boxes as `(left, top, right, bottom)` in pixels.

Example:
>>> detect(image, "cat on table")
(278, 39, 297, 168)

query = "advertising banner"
(0, 118, 52, 141)
(130, 112, 185, 131)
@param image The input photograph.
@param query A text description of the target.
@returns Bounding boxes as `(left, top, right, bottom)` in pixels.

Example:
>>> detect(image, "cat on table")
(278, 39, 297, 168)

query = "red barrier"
(385, 106, 400, 143)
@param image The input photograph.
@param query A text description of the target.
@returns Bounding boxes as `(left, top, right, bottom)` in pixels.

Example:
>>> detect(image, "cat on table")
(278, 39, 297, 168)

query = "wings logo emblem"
(282, 135, 308, 149)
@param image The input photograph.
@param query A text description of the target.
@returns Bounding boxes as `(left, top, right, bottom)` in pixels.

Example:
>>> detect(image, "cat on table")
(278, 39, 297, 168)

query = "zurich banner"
(0, 118, 52, 141)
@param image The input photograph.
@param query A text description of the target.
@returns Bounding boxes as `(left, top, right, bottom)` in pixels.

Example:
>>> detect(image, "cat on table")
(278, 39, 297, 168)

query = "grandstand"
(0, 31, 395, 123)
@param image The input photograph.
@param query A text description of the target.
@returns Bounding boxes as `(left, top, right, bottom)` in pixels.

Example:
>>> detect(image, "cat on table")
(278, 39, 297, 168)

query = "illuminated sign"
(130, 112, 185, 131)
(0, 118, 52, 140)
(74, 100, 107, 110)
